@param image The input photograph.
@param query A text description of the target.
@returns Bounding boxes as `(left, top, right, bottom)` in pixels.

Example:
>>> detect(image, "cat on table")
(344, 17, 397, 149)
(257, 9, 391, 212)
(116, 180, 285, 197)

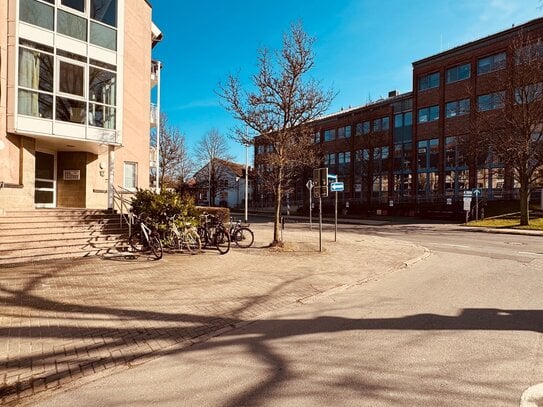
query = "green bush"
(130, 189, 199, 232)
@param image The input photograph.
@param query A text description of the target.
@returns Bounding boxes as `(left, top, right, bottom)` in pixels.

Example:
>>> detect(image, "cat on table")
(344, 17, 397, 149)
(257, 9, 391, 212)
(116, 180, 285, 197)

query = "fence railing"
(112, 186, 135, 236)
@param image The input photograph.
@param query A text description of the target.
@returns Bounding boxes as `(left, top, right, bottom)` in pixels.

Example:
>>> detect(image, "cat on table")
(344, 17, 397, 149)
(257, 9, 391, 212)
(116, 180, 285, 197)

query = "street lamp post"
(245, 140, 249, 222)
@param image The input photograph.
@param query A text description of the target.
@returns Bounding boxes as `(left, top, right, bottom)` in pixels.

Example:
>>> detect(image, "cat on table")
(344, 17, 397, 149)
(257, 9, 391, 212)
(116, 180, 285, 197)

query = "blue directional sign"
(472, 188, 481, 196)
(330, 182, 344, 192)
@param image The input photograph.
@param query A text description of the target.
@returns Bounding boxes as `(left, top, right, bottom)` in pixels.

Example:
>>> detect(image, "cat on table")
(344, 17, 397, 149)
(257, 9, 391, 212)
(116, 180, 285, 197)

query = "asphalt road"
(31, 223, 543, 406)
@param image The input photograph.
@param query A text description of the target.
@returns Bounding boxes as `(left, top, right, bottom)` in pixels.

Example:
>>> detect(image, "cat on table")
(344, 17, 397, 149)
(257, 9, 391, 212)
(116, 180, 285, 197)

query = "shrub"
(130, 189, 199, 231)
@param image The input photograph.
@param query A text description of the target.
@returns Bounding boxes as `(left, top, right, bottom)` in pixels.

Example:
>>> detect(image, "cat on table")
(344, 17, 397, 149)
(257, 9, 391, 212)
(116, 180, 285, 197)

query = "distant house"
(193, 159, 252, 208)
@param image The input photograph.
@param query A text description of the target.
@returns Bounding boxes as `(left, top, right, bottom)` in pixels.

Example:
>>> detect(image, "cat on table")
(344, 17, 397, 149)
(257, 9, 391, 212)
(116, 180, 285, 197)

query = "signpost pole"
(476, 194, 479, 222)
(334, 190, 338, 242)
(309, 191, 313, 230)
(319, 196, 322, 253)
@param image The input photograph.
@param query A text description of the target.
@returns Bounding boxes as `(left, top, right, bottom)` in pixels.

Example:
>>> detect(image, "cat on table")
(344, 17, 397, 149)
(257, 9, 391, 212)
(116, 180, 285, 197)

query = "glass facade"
(19, 0, 118, 50)
(16, 0, 119, 129)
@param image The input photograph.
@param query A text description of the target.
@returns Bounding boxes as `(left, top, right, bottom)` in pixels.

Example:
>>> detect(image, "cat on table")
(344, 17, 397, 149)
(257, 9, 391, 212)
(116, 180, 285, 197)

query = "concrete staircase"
(0, 209, 129, 266)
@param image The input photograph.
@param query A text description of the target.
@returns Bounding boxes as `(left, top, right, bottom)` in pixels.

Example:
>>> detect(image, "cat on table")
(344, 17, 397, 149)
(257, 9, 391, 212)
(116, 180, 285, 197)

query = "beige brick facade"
(0, 0, 158, 212)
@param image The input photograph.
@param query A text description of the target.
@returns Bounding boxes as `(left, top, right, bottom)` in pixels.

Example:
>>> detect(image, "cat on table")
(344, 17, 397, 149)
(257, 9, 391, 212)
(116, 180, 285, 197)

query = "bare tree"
(151, 113, 193, 189)
(218, 22, 335, 245)
(195, 128, 233, 206)
(462, 32, 543, 225)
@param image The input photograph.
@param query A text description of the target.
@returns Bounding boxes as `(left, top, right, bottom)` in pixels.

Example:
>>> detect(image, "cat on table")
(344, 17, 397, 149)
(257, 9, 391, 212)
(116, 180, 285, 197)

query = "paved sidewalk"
(0, 224, 424, 405)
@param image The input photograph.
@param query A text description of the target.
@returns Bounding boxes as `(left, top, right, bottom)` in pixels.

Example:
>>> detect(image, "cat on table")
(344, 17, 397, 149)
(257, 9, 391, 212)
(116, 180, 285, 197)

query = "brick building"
(0, 0, 161, 212)
(254, 17, 543, 216)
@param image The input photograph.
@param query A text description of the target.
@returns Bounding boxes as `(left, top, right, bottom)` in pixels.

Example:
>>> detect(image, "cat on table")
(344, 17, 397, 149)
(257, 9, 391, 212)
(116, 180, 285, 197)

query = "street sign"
(472, 188, 481, 196)
(463, 190, 473, 197)
(330, 182, 344, 192)
(306, 180, 314, 190)
(313, 168, 328, 198)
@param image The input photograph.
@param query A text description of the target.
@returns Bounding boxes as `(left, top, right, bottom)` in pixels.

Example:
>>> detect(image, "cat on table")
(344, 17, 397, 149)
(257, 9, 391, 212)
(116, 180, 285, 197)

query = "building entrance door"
(35, 151, 56, 208)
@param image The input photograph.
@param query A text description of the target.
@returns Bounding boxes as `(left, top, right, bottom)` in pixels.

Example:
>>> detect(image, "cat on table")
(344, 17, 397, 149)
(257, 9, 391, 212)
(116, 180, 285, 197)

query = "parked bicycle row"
(127, 212, 254, 260)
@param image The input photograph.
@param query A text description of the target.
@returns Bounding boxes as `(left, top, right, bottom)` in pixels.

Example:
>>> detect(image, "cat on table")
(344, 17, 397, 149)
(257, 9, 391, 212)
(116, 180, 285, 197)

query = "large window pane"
(89, 103, 116, 129)
(56, 97, 87, 124)
(61, 0, 85, 13)
(18, 90, 53, 118)
(19, 0, 54, 31)
(91, 0, 117, 27)
(58, 9, 87, 41)
(59, 61, 84, 97)
(90, 22, 117, 50)
(89, 67, 116, 105)
(19, 48, 54, 92)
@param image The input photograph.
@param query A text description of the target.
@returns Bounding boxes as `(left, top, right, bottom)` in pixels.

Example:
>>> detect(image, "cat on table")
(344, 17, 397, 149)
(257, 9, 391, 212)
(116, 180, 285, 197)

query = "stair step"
(0, 208, 134, 265)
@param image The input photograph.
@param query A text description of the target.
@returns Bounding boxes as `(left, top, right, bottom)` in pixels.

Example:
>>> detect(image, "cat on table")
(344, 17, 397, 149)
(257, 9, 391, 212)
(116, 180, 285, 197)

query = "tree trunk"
(273, 184, 282, 245)
(273, 165, 284, 245)
(519, 179, 530, 226)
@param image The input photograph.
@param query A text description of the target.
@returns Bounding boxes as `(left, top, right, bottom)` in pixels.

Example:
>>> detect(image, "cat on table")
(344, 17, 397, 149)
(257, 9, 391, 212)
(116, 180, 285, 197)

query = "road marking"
(429, 243, 470, 249)
(518, 251, 543, 256)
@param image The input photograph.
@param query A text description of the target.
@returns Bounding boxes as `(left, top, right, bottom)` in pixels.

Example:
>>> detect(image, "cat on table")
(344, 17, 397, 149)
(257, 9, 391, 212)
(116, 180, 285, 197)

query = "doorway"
(35, 151, 56, 208)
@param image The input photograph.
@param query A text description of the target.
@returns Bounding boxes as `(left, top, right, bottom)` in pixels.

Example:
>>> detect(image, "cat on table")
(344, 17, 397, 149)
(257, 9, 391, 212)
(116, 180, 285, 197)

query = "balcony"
(151, 61, 160, 88)
(150, 103, 158, 128)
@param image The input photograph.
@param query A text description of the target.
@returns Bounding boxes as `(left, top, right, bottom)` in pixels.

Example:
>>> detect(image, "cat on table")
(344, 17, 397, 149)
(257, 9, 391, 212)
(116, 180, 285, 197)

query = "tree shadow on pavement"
(1, 262, 542, 406)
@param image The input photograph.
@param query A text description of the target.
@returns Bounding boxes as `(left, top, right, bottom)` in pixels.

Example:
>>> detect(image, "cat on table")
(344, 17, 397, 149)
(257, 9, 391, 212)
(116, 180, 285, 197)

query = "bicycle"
(229, 217, 254, 248)
(197, 213, 230, 255)
(128, 213, 163, 260)
(162, 214, 201, 255)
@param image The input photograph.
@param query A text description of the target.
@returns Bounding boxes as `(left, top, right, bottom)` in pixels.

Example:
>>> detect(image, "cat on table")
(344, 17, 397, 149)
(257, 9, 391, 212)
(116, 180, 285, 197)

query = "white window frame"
(56, 57, 87, 100)
(123, 161, 138, 190)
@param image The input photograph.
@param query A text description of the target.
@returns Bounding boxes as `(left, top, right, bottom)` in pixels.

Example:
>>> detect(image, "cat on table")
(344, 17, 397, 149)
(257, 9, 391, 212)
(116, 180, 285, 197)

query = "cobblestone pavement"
(0, 224, 424, 405)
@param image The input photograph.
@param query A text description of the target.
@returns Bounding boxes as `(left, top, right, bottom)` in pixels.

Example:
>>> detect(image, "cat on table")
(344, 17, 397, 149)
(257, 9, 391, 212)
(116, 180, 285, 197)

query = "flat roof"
(413, 17, 543, 67)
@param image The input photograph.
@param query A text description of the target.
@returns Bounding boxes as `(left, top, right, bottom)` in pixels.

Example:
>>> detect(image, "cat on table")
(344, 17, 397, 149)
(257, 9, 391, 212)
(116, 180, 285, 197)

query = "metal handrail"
(112, 186, 135, 236)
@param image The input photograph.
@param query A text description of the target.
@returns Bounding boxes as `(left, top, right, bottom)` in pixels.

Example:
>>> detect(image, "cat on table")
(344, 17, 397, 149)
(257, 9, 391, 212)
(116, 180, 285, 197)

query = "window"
(61, 0, 85, 13)
(477, 52, 506, 75)
(373, 117, 389, 132)
(20, 0, 55, 30)
(515, 83, 543, 104)
(418, 105, 439, 123)
(124, 162, 138, 190)
(418, 72, 440, 91)
(445, 98, 470, 118)
(337, 125, 351, 138)
(57, 9, 87, 41)
(516, 42, 543, 63)
(18, 45, 54, 118)
(56, 97, 86, 123)
(324, 129, 335, 142)
(90, 21, 117, 50)
(324, 153, 336, 165)
(446, 63, 470, 83)
(59, 61, 85, 97)
(91, 0, 117, 27)
(355, 121, 370, 135)
(313, 132, 321, 144)
(478, 92, 505, 111)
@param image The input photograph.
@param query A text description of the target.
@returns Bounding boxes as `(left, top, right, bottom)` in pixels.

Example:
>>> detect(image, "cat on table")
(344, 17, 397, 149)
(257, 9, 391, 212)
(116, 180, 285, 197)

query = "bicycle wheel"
(214, 228, 230, 255)
(163, 230, 181, 251)
(148, 231, 163, 260)
(128, 230, 144, 252)
(232, 227, 254, 248)
(182, 229, 202, 254)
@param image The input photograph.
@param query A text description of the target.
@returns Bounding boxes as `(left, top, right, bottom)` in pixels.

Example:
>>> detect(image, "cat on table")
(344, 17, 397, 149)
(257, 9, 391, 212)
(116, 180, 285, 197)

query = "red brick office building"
(253, 18, 543, 216)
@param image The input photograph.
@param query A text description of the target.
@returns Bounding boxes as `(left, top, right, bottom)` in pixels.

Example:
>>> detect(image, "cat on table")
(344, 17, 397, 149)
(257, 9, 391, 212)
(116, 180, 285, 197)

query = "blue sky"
(150, 0, 542, 165)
